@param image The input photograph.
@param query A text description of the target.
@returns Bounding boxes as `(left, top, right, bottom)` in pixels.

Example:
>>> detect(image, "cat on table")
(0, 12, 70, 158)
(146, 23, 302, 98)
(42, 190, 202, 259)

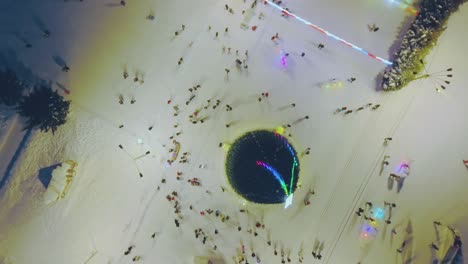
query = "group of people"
(333, 103, 381, 115)
(109, 0, 460, 263)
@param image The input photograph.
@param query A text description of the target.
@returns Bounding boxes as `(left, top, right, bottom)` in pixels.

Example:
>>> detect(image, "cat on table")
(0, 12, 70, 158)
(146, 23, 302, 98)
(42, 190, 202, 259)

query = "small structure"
(43, 160, 77, 204)
(167, 140, 180, 165)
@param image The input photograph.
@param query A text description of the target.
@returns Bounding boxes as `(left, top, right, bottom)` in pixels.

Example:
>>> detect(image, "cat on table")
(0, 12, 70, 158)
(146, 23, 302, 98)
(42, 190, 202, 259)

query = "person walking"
(356, 207, 364, 216)
(371, 104, 381, 110)
(124, 245, 134, 255)
(334, 106, 347, 114)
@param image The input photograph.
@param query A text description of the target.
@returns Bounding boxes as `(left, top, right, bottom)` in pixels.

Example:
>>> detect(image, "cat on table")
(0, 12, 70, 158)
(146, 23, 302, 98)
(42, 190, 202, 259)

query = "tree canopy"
(16, 85, 70, 133)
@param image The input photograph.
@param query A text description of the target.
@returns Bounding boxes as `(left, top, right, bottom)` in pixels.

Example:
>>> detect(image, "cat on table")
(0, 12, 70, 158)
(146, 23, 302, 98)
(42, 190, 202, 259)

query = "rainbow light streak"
(388, 0, 419, 15)
(256, 160, 289, 196)
(262, 0, 393, 66)
(274, 133, 298, 194)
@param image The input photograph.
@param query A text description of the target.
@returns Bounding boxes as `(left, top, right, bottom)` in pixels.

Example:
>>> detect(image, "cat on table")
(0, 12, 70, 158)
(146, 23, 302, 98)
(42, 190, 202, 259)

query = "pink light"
(281, 55, 287, 67)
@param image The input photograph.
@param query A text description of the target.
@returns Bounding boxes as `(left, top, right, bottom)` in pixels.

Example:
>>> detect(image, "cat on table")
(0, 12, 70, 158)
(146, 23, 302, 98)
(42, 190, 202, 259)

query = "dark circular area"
(226, 130, 300, 204)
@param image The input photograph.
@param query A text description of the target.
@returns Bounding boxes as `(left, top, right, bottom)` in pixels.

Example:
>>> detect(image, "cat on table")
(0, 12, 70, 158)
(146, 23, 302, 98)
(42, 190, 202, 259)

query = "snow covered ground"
(0, 0, 467, 263)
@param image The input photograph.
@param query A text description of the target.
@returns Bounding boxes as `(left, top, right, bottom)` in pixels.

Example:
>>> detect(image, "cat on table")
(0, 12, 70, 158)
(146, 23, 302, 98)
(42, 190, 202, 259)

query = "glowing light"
(274, 133, 298, 194)
(388, 0, 419, 15)
(373, 207, 385, 220)
(280, 51, 287, 67)
(284, 193, 293, 208)
(397, 160, 411, 175)
(275, 126, 285, 135)
(263, 0, 393, 65)
(360, 223, 378, 239)
(256, 160, 289, 196)
(321, 80, 343, 89)
(222, 143, 231, 151)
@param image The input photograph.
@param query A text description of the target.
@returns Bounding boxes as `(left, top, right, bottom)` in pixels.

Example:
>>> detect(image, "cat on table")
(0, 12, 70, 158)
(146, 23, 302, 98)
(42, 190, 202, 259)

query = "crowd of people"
(50, 0, 464, 263)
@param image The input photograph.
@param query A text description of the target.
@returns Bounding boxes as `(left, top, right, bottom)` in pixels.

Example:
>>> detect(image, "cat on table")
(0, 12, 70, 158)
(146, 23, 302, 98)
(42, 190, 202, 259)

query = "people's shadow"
(397, 177, 406, 193)
(12, 32, 31, 46)
(32, 15, 49, 34)
(52, 55, 68, 68)
(104, 3, 122, 7)
(387, 175, 394, 190)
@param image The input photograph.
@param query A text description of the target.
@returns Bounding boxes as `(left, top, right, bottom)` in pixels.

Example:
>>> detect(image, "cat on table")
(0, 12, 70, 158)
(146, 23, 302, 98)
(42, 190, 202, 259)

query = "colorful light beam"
(373, 207, 386, 220)
(388, 0, 419, 15)
(256, 160, 289, 196)
(262, 0, 393, 66)
(274, 133, 298, 194)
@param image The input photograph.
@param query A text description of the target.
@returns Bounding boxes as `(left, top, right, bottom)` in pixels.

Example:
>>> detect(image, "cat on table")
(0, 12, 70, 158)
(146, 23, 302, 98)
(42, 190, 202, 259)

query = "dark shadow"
(406, 219, 413, 235)
(348, 213, 360, 234)
(0, 128, 33, 193)
(0, 49, 44, 87)
(38, 163, 61, 189)
(55, 81, 70, 94)
(453, 248, 463, 264)
(429, 246, 439, 264)
(374, 71, 385, 91)
(277, 104, 294, 111)
(381, 221, 388, 241)
(433, 222, 441, 242)
(312, 238, 320, 252)
(403, 254, 417, 264)
(12, 32, 29, 45)
(52, 55, 67, 68)
(397, 177, 406, 193)
(318, 240, 325, 254)
(105, 3, 122, 7)
(32, 15, 48, 33)
(387, 175, 394, 191)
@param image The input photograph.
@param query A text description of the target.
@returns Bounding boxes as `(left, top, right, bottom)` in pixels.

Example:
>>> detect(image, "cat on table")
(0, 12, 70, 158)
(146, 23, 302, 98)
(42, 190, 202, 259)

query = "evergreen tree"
(0, 69, 25, 106)
(16, 85, 70, 133)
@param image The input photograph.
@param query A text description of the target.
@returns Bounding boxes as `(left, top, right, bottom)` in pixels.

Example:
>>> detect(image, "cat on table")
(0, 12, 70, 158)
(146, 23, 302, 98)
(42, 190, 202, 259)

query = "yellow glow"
(223, 143, 231, 151)
(275, 126, 285, 135)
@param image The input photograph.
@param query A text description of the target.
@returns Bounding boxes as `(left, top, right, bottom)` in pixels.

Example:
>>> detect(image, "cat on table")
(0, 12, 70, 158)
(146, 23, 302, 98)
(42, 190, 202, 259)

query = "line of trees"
(0, 69, 70, 133)
(381, 0, 467, 91)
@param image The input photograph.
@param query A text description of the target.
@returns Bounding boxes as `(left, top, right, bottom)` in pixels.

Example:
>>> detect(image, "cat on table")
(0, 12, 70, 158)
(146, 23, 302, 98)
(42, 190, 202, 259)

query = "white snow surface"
(0, 0, 468, 263)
